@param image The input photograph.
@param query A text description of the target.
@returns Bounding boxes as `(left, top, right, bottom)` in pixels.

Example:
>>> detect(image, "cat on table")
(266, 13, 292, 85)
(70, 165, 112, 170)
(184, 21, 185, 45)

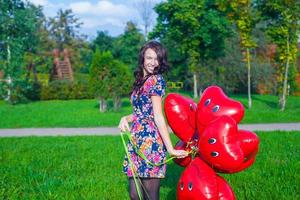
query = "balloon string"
(120, 131, 143, 200)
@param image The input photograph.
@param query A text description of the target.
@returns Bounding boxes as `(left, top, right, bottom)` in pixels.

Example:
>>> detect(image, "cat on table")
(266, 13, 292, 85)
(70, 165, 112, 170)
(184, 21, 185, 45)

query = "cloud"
(27, 0, 159, 37)
(69, 1, 138, 26)
(68, 1, 139, 36)
(28, 0, 48, 6)
(70, 1, 135, 18)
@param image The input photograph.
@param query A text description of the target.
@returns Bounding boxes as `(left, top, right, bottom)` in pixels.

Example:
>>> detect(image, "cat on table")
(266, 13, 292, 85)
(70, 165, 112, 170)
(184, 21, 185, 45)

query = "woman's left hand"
(118, 116, 130, 132)
(169, 149, 189, 159)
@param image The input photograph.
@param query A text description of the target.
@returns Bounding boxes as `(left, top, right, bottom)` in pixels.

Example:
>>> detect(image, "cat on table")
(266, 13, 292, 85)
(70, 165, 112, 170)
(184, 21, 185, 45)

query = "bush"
(40, 80, 93, 100)
(3, 80, 42, 104)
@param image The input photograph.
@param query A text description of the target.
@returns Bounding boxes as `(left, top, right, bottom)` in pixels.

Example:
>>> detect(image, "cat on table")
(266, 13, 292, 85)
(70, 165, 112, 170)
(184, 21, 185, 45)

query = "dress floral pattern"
(123, 74, 167, 178)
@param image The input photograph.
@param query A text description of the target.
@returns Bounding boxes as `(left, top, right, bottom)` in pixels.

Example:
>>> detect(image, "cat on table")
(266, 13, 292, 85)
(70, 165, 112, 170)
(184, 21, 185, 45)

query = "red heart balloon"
(196, 86, 244, 133)
(238, 130, 259, 158)
(177, 157, 218, 200)
(217, 175, 236, 200)
(222, 156, 256, 173)
(219, 130, 259, 173)
(164, 93, 197, 142)
(198, 116, 244, 171)
(212, 130, 259, 174)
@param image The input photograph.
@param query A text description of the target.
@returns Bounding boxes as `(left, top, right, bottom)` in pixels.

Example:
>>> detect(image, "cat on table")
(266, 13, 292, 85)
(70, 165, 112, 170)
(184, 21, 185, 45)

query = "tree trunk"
(99, 97, 107, 112)
(280, 37, 290, 111)
(193, 73, 198, 99)
(7, 43, 11, 103)
(246, 48, 252, 109)
(113, 96, 121, 111)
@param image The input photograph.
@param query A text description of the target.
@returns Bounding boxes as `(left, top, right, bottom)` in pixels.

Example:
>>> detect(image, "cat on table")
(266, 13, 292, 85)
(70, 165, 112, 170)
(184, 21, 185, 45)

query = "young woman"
(118, 41, 188, 200)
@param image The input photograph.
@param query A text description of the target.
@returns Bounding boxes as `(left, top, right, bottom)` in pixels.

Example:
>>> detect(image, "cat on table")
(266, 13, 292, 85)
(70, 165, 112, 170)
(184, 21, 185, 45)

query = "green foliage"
(258, 0, 300, 73)
(89, 48, 132, 110)
(151, 0, 231, 66)
(109, 60, 132, 97)
(151, 0, 231, 98)
(40, 80, 92, 100)
(112, 21, 145, 71)
(91, 31, 114, 52)
(0, 0, 55, 104)
(218, 0, 258, 49)
(47, 9, 84, 50)
(89, 49, 112, 100)
(257, 0, 300, 109)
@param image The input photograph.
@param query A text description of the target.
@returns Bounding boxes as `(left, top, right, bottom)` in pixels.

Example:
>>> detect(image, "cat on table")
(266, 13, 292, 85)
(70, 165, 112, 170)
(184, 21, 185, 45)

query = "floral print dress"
(123, 74, 167, 178)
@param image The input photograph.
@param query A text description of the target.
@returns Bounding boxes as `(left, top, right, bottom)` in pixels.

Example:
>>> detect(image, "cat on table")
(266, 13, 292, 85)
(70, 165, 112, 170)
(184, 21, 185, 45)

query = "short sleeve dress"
(123, 74, 167, 178)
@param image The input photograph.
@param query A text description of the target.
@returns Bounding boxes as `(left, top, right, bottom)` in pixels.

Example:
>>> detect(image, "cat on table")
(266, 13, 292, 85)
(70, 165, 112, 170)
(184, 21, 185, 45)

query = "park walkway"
(0, 123, 300, 137)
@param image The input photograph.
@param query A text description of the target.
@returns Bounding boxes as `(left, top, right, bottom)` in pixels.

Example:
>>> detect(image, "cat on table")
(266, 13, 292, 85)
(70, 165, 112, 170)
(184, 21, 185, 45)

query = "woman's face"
(143, 48, 159, 76)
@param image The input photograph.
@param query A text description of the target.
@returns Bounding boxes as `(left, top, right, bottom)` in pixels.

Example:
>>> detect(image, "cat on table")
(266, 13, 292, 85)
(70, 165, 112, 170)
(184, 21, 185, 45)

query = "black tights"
(129, 177, 160, 200)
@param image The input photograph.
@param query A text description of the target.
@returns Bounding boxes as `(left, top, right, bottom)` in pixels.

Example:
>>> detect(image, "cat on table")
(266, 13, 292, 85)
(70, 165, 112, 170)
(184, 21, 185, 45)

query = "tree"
(48, 9, 83, 49)
(89, 49, 132, 112)
(47, 9, 87, 72)
(0, 0, 43, 103)
(110, 60, 132, 111)
(91, 31, 114, 52)
(257, 0, 300, 111)
(151, 0, 231, 98)
(113, 21, 145, 72)
(89, 49, 112, 112)
(218, 0, 258, 109)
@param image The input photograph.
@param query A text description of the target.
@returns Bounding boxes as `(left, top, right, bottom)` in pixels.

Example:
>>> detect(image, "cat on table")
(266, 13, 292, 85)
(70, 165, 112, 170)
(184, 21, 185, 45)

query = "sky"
(28, 0, 162, 40)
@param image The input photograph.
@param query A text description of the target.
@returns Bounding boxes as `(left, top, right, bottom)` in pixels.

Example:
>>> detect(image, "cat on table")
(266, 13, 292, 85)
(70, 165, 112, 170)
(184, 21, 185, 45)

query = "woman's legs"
(129, 177, 143, 200)
(141, 178, 160, 200)
(129, 177, 161, 200)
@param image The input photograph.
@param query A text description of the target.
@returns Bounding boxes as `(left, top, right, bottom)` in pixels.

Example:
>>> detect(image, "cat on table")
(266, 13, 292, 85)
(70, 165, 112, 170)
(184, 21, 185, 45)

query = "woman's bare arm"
(151, 95, 188, 158)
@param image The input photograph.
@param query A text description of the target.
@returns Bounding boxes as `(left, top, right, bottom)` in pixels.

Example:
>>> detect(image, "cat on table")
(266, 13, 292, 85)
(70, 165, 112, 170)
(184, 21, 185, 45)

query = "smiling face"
(143, 48, 159, 76)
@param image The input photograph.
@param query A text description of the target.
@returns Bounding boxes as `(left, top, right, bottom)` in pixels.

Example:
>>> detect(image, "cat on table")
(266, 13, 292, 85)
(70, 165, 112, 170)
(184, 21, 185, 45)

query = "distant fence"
(167, 81, 184, 89)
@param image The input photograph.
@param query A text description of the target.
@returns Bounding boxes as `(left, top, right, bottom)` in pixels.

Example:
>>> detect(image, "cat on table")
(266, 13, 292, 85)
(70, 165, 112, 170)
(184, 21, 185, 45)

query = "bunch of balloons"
(164, 86, 260, 200)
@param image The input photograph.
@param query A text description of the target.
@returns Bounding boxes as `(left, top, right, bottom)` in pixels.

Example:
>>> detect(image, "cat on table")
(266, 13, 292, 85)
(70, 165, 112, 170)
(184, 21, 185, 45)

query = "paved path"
(0, 123, 300, 137)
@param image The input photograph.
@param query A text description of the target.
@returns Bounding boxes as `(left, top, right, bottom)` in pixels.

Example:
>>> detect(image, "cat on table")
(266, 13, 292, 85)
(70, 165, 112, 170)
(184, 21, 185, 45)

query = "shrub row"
(40, 80, 93, 100)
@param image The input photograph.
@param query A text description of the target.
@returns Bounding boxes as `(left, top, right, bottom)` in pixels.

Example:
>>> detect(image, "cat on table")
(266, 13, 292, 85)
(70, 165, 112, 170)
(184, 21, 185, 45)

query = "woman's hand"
(168, 148, 189, 159)
(118, 116, 130, 132)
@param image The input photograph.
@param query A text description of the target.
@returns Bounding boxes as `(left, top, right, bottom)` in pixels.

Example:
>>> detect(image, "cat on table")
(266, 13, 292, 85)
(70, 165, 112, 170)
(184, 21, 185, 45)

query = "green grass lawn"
(0, 94, 299, 128)
(0, 131, 299, 199)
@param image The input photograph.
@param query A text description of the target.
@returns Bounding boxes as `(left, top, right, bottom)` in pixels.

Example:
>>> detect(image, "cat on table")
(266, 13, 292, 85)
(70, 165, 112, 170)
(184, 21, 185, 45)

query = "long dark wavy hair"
(131, 40, 170, 96)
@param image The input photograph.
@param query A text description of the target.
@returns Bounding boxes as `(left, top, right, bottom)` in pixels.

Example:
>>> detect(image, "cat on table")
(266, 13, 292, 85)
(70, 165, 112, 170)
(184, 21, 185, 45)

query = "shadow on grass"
(161, 163, 183, 199)
(252, 95, 279, 109)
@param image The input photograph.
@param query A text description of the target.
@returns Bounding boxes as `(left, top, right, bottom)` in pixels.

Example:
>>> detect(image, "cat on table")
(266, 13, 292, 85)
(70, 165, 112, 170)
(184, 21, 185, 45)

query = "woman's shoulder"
(143, 74, 165, 92)
(148, 74, 165, 83)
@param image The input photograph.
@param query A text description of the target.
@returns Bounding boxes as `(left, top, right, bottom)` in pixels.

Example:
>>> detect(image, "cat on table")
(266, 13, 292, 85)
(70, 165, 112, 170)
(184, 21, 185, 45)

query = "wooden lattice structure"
(49, 49, 74, 81)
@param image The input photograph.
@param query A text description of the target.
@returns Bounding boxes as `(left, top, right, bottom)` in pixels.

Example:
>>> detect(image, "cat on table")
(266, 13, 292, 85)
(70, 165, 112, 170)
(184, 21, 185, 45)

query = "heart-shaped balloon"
(196, 86, 245, 133)
(238, 129, 259, 159)
(221, 156, 256, 174)
(164, 93, 197, 142)
(219, 129, 259, 173)
(177, 157, 218, 200)
(198, 116, 244, 171)
(217, 175, 236, 200)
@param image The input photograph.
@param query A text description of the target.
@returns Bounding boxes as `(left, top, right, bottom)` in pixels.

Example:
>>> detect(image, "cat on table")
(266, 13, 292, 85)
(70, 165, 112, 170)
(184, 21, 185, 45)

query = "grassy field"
(0, 131, 299, 199)
(0, 94, 300, 128)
